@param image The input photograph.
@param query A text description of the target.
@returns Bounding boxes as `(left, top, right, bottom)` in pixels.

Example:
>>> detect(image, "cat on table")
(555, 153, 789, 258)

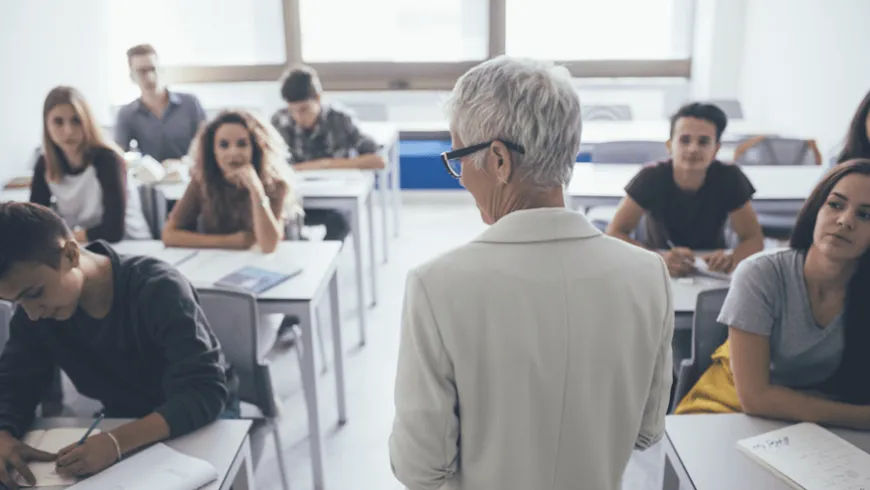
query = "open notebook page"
(737, 422, 870, 490)
(18, 428, 99, 487)
(68, 442, 217, 490)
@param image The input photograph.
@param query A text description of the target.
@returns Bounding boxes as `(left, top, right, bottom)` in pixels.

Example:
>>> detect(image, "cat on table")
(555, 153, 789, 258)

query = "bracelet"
(105, 432, 123, 462)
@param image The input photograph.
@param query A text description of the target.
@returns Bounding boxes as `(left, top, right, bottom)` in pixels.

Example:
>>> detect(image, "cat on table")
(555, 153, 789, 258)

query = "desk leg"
(330, 273, 348, 424)
(378, 169, 390, 263)
(366, 192, 378, 307)
(228, 435, 256, 490)
(661, 436, 694, 490)
(298, 304, 326, 490)
(390, 143, 400, 237)
(351, 207, 367, 346)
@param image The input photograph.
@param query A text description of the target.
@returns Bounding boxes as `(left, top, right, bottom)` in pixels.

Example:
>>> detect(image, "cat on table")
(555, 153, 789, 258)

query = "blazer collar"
(473, 207, 602, 244)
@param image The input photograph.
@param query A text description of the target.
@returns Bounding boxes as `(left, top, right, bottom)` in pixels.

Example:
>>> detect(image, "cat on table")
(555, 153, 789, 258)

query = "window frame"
(161, 0, 696, 89)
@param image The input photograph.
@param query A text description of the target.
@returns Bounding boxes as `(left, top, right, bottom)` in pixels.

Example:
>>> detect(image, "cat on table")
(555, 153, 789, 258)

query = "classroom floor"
(61, 194, 666, 490)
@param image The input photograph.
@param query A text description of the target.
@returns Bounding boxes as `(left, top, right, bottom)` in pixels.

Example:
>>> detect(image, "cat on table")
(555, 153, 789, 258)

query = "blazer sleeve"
(635, 257, 675, 450)
(389, 269, 460, 490)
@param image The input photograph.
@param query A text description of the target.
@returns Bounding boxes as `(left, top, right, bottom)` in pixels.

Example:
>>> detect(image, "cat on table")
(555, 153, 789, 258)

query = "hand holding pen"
(55, 412, 120, 478)
(664, 240, 696, 277)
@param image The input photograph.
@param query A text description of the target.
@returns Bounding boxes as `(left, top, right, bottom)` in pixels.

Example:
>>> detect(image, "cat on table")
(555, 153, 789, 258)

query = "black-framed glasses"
(440, 140, 526, 178)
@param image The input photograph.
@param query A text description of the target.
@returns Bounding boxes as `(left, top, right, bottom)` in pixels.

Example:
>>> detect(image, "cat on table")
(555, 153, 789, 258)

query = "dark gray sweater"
(0, 241, 231, 438)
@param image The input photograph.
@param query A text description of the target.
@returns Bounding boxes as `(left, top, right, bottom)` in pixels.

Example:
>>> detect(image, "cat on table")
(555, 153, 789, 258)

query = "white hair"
(445, 56, 582, 188)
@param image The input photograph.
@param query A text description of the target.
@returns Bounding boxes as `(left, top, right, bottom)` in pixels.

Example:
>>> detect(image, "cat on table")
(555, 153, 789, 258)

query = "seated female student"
(0, 202, 234, 486)
(835, 89, 870, 164)
(605, 102, 764, 277)
(676, 159, 870, 428)
(161, 109, 300, 253)
(30, 86, 151, 243)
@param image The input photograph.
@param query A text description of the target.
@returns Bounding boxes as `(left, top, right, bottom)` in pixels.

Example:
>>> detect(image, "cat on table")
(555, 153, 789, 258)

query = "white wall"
(738, 0, 870, 159)
(0, 0, 112, 185)
(690, 0, 747, 101)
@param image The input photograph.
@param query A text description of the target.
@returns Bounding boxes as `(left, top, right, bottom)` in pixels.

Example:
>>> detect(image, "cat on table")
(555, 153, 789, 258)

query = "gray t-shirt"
(718, 248, 844, 388)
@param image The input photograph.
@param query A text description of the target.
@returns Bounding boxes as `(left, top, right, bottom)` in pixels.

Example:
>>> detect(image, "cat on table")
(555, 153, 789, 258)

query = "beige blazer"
(390, 207, 674, 490)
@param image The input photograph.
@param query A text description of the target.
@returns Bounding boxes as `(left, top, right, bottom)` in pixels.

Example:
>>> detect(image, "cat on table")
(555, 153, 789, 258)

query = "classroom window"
(505, 0, 692, 60)
(298, 0, 489, 62)
(106, 0, 286, 67)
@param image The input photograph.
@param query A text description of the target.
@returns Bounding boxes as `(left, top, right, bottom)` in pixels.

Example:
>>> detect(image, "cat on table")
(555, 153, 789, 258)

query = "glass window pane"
(506, 0, 691, 60)
(299, 0, 488, 62)
(107, 0, 286, 67)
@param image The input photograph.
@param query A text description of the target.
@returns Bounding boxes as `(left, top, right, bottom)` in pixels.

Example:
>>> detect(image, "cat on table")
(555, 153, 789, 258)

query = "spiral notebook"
(736, 422, 870, 490)
(215, 265, 303, 294)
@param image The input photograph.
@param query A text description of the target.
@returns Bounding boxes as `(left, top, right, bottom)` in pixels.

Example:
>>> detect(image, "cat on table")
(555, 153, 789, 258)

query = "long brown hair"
(790, 158, 870, 404)
(836, 89, 870, 164)
(41, 86, 122, 182)
(190, 109, 301, 221)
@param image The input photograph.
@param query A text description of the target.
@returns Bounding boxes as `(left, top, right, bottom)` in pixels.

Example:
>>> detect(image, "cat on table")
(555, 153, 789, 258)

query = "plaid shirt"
(270, 104, 379, 164)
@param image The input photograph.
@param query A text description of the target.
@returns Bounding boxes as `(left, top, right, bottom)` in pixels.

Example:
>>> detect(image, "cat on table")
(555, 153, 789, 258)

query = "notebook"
(736, 422, 870, 490)
(215, 265, 302, 294)
(693, 257, 732, 281)
(16, 428, 101, 487)
(68, 442, 217, 490)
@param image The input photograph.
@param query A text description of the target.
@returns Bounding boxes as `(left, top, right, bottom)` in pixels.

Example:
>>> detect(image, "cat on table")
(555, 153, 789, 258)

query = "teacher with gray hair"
(389, 56, 675, 490)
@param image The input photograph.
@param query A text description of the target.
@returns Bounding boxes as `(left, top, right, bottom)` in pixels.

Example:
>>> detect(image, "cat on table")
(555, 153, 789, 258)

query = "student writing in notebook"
(161, 109, 301, 253)
(270, 65, 384, 241)
(605, 102, 764, 277)
(31, 86, 151, 242)
(0, 202, 235, 487)
(676, 159, 870, 429)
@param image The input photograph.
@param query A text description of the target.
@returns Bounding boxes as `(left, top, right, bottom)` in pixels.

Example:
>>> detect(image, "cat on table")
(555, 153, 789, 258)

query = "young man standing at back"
(114, 44, 207, 167)
(271, 65, 384, 241)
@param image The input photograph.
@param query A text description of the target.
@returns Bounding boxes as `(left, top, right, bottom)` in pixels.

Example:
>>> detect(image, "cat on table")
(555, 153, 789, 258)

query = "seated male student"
(606, 102, 764, 277)
(114, 44, 206, 166)
(271, 65, 385, 241)
(0, 202, 234, 486)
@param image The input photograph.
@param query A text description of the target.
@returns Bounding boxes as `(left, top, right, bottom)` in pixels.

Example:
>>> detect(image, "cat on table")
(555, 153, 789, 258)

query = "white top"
(47, 166, 151, 240)
(390, 208, 674, 490)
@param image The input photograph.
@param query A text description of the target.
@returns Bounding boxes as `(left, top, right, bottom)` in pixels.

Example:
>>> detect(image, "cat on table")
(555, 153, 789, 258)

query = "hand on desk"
(662, 247, 695, 277)
(0, 431, 55, 489)
(701, 250, 734, 273)
(55, 433, 117, 478)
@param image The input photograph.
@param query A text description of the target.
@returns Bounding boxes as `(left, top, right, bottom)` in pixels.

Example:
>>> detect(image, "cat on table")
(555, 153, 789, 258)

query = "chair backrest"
(590, 141, 670, 164)
(691, 288, 730, 376)
(734, 137, 821, 166)
(196, 287, 278, 417)
(582, 104, 633, 121)
(138, 184, 158, 239)
(0, 301, 13, 353)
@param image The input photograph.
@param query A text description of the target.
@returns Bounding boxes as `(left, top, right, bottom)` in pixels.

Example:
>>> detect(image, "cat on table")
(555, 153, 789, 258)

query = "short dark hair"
(790, 158, 870, 404)
(0, 202, 71, 280)
(126, 44, 157, 66)
(669, 102, 728, 142)
(279, 66, 322, 103)
(836, 88, 870, 164)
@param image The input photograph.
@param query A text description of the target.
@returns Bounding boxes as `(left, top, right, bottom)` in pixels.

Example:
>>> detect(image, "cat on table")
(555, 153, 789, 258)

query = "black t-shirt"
(0, 241, 232, 438)
(625, 159, 756, 250)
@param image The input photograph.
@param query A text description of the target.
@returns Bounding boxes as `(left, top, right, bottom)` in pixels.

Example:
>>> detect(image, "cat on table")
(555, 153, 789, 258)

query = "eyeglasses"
(440, 140, 526, 178)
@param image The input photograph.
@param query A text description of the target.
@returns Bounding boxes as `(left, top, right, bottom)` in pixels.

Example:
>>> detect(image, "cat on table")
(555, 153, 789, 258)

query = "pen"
(78, 412, 105, 445)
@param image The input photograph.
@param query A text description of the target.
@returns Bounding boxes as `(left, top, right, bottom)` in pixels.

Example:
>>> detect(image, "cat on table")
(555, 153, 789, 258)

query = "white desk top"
(157, 172, 374, 202)
(671, 275, 729, 313)
(569, 163, 825, 201)
(0, 187, 28, 202)
(32, 418, 252, 490)
(171, 241, 342, 302)
(111, 241, 198, 265)
(666, 413, 870, 490)
(396, 119, 791, 143)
